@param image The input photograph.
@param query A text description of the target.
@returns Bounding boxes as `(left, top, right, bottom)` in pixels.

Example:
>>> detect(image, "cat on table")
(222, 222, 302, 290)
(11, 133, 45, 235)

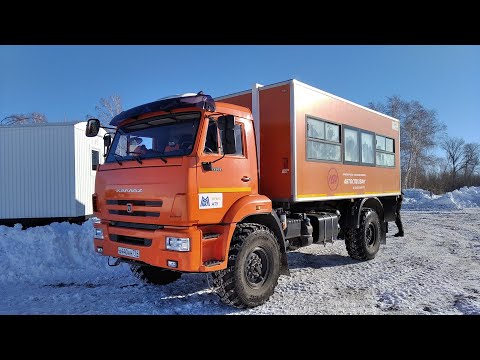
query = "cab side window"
(204, 119, 219, 154)
(232, 124, 244, 156)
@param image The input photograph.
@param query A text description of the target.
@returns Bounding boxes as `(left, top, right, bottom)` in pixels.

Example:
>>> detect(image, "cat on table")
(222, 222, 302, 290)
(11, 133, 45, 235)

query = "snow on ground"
(403, 186, 480, 210)
(1, 187, 480, 315)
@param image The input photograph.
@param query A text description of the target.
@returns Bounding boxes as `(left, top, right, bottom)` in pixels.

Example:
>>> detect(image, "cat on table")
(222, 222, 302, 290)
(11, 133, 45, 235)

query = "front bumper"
(93, 222, 228, 272)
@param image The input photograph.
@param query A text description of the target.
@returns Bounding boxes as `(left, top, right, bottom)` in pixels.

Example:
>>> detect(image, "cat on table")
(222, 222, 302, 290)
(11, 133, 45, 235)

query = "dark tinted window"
(204, 120, 219, 154)
(92, 150, 99, 171)
(233, 124, 244, 156)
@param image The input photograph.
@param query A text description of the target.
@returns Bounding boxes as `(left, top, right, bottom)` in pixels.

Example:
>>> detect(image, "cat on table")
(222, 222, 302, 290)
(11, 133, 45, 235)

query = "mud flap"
(380, 221, 387, 244)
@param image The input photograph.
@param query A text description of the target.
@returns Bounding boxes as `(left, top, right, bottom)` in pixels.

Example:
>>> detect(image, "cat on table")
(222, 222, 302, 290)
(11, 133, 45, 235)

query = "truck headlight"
(94, 228, 104, 239)
(166, 237, 190, 252)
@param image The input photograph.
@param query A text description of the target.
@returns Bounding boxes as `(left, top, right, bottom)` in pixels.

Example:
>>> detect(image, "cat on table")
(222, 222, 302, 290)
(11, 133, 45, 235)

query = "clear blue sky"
(1, 45, 479, 144)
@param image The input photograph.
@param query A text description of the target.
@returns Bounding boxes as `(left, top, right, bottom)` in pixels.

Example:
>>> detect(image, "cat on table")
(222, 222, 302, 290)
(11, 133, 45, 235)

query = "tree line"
(2, 94, 478, 194)
(1, 112, 48, 125)
(1, 95, 122, 127)
(369, 96, 480, 193)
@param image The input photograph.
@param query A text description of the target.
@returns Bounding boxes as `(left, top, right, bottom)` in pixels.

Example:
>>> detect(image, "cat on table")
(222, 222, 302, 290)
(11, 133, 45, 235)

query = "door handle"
(241, 176, 251, 182)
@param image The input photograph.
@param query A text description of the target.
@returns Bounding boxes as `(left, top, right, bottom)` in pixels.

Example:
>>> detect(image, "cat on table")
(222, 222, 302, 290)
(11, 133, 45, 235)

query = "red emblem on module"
(328, 168, 339, 191)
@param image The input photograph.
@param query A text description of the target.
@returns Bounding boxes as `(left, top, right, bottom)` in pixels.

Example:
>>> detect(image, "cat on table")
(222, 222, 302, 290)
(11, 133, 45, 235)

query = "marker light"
(167, 260, 178, 268)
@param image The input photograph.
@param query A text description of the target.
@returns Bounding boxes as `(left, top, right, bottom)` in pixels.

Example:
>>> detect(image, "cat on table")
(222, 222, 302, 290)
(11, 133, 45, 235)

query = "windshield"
(106, 112, 201, 164)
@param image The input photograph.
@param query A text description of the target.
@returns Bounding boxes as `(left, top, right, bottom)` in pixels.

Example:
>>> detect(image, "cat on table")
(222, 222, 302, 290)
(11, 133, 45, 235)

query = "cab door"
(196, 116, 257, 224)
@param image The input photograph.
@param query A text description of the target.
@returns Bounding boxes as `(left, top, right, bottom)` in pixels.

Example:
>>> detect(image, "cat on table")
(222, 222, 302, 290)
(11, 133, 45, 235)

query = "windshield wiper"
(126, 151, 144, 164)
(113, 154, 124, 165)
(124, 150, 168, 164)
(133, 155, 143, 165)
(145, 149, 168, 164)
(133, 155, 143, 164)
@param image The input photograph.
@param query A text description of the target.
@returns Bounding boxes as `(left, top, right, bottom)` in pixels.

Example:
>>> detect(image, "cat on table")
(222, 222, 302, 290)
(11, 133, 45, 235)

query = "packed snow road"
(1, 209, 479, 315)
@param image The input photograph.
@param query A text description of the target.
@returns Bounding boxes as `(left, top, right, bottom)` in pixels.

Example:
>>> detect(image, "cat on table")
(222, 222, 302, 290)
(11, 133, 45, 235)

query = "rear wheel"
(212, 223, 281, 308)
(130, 264, 181, 285)
(345, 208, 381, 260)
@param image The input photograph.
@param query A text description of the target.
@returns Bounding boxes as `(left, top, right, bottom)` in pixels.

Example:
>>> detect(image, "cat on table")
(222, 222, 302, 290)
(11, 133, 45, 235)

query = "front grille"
(109, 221, 163, 230)
(106, 200, 163, 207)
(109, 210, 160, 217)
(106, 198, 162, 218)
(110, 234, 152, 247)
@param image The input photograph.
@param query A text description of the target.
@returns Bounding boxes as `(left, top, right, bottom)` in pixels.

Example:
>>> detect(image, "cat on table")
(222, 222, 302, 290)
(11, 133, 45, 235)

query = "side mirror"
(223, 129, 236, 154)
(103, 133, 112, 158)
(103, 133, 112, 147)
(218, 115, 236, 155)
(86, 118, 100, 137)
(217, 115, 235, 131)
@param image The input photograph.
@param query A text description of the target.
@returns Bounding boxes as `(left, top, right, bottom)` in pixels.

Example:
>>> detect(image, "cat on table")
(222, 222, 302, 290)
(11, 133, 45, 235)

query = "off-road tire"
(130, 264, 181, 285)
(212, 223, 281, 308)
(345, 208, 381, 260)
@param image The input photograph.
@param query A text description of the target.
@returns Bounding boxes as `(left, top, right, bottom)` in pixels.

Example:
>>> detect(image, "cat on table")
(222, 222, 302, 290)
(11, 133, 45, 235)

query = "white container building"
(0, 121, 105, 225)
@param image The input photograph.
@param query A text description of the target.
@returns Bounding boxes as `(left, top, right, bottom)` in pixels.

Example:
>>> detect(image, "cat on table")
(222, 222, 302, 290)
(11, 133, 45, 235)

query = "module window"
(306, 116, 341, 162)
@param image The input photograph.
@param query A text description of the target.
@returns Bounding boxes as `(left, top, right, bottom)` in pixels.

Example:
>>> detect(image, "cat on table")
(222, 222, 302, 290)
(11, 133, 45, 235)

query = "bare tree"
(86, 94, 123, 126)
(441, 136, 465, 191)
(419, 157, 449, 194)
(368, 95, 405, 120)
(369, 96, 445, 189)
(412, 151, 439, 189)
(1, 112, 48, 125)
(461, 142, 480, 186)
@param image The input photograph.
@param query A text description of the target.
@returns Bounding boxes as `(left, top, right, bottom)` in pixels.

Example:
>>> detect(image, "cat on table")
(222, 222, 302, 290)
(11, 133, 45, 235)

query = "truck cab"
(87, 94, 283, 306)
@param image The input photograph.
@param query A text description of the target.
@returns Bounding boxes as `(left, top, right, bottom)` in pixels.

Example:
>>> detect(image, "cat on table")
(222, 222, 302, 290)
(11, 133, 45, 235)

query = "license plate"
(118, 246, 140, 258)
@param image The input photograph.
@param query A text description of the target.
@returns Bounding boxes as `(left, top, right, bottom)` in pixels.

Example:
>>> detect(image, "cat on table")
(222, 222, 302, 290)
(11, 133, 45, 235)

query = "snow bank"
(403, 186, 480, 210)
(0, 220, 128, 285)
(1, 186, 479, 287)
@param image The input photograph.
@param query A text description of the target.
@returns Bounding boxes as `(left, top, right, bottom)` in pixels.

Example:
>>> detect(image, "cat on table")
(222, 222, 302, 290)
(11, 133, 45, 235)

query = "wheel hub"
(245, 247, 270, 288)
(366, 223, 377, 247)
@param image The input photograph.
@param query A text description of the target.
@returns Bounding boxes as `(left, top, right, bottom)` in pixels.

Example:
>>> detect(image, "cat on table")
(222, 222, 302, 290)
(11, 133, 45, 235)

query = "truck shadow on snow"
(287, 252, 361, 269)
(41, 253, 358, 314)
(140, 253, 360, 314)
(131, 273, 243, 314)
(42, 275, 241, 315)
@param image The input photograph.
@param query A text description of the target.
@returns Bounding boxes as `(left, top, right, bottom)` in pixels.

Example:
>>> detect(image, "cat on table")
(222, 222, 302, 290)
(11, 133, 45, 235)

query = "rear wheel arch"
(345, 208, 381, 260)
(360, 198, 386, 243)
(359, 197, 384, 224)
(340, 197, 386, 244)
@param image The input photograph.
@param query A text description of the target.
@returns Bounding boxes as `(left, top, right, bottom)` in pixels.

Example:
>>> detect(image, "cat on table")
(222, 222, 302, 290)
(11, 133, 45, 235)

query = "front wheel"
(212, 223, 281, 308)
(345, 208, 381, 260)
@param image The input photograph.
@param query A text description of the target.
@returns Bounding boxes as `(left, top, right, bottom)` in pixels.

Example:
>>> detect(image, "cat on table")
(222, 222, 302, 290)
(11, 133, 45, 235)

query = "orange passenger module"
(217, 79, 401, 202)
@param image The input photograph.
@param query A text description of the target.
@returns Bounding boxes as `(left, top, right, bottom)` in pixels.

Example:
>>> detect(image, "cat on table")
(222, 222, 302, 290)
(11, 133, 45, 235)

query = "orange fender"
(222, 194, 272, 224)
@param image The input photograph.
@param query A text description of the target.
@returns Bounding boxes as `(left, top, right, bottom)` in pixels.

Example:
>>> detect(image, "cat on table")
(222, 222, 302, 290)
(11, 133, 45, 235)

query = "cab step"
(203, 260, 222, 267)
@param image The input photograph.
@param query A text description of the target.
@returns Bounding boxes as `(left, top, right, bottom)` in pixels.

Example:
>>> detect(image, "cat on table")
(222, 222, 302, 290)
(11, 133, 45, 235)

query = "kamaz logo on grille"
(116, 189, 143, 193)
(126, 203, 133, 213)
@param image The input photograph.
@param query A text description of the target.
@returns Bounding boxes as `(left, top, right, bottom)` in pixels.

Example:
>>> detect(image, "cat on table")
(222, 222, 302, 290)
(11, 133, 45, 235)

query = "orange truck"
(86, 79, 401, 308)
